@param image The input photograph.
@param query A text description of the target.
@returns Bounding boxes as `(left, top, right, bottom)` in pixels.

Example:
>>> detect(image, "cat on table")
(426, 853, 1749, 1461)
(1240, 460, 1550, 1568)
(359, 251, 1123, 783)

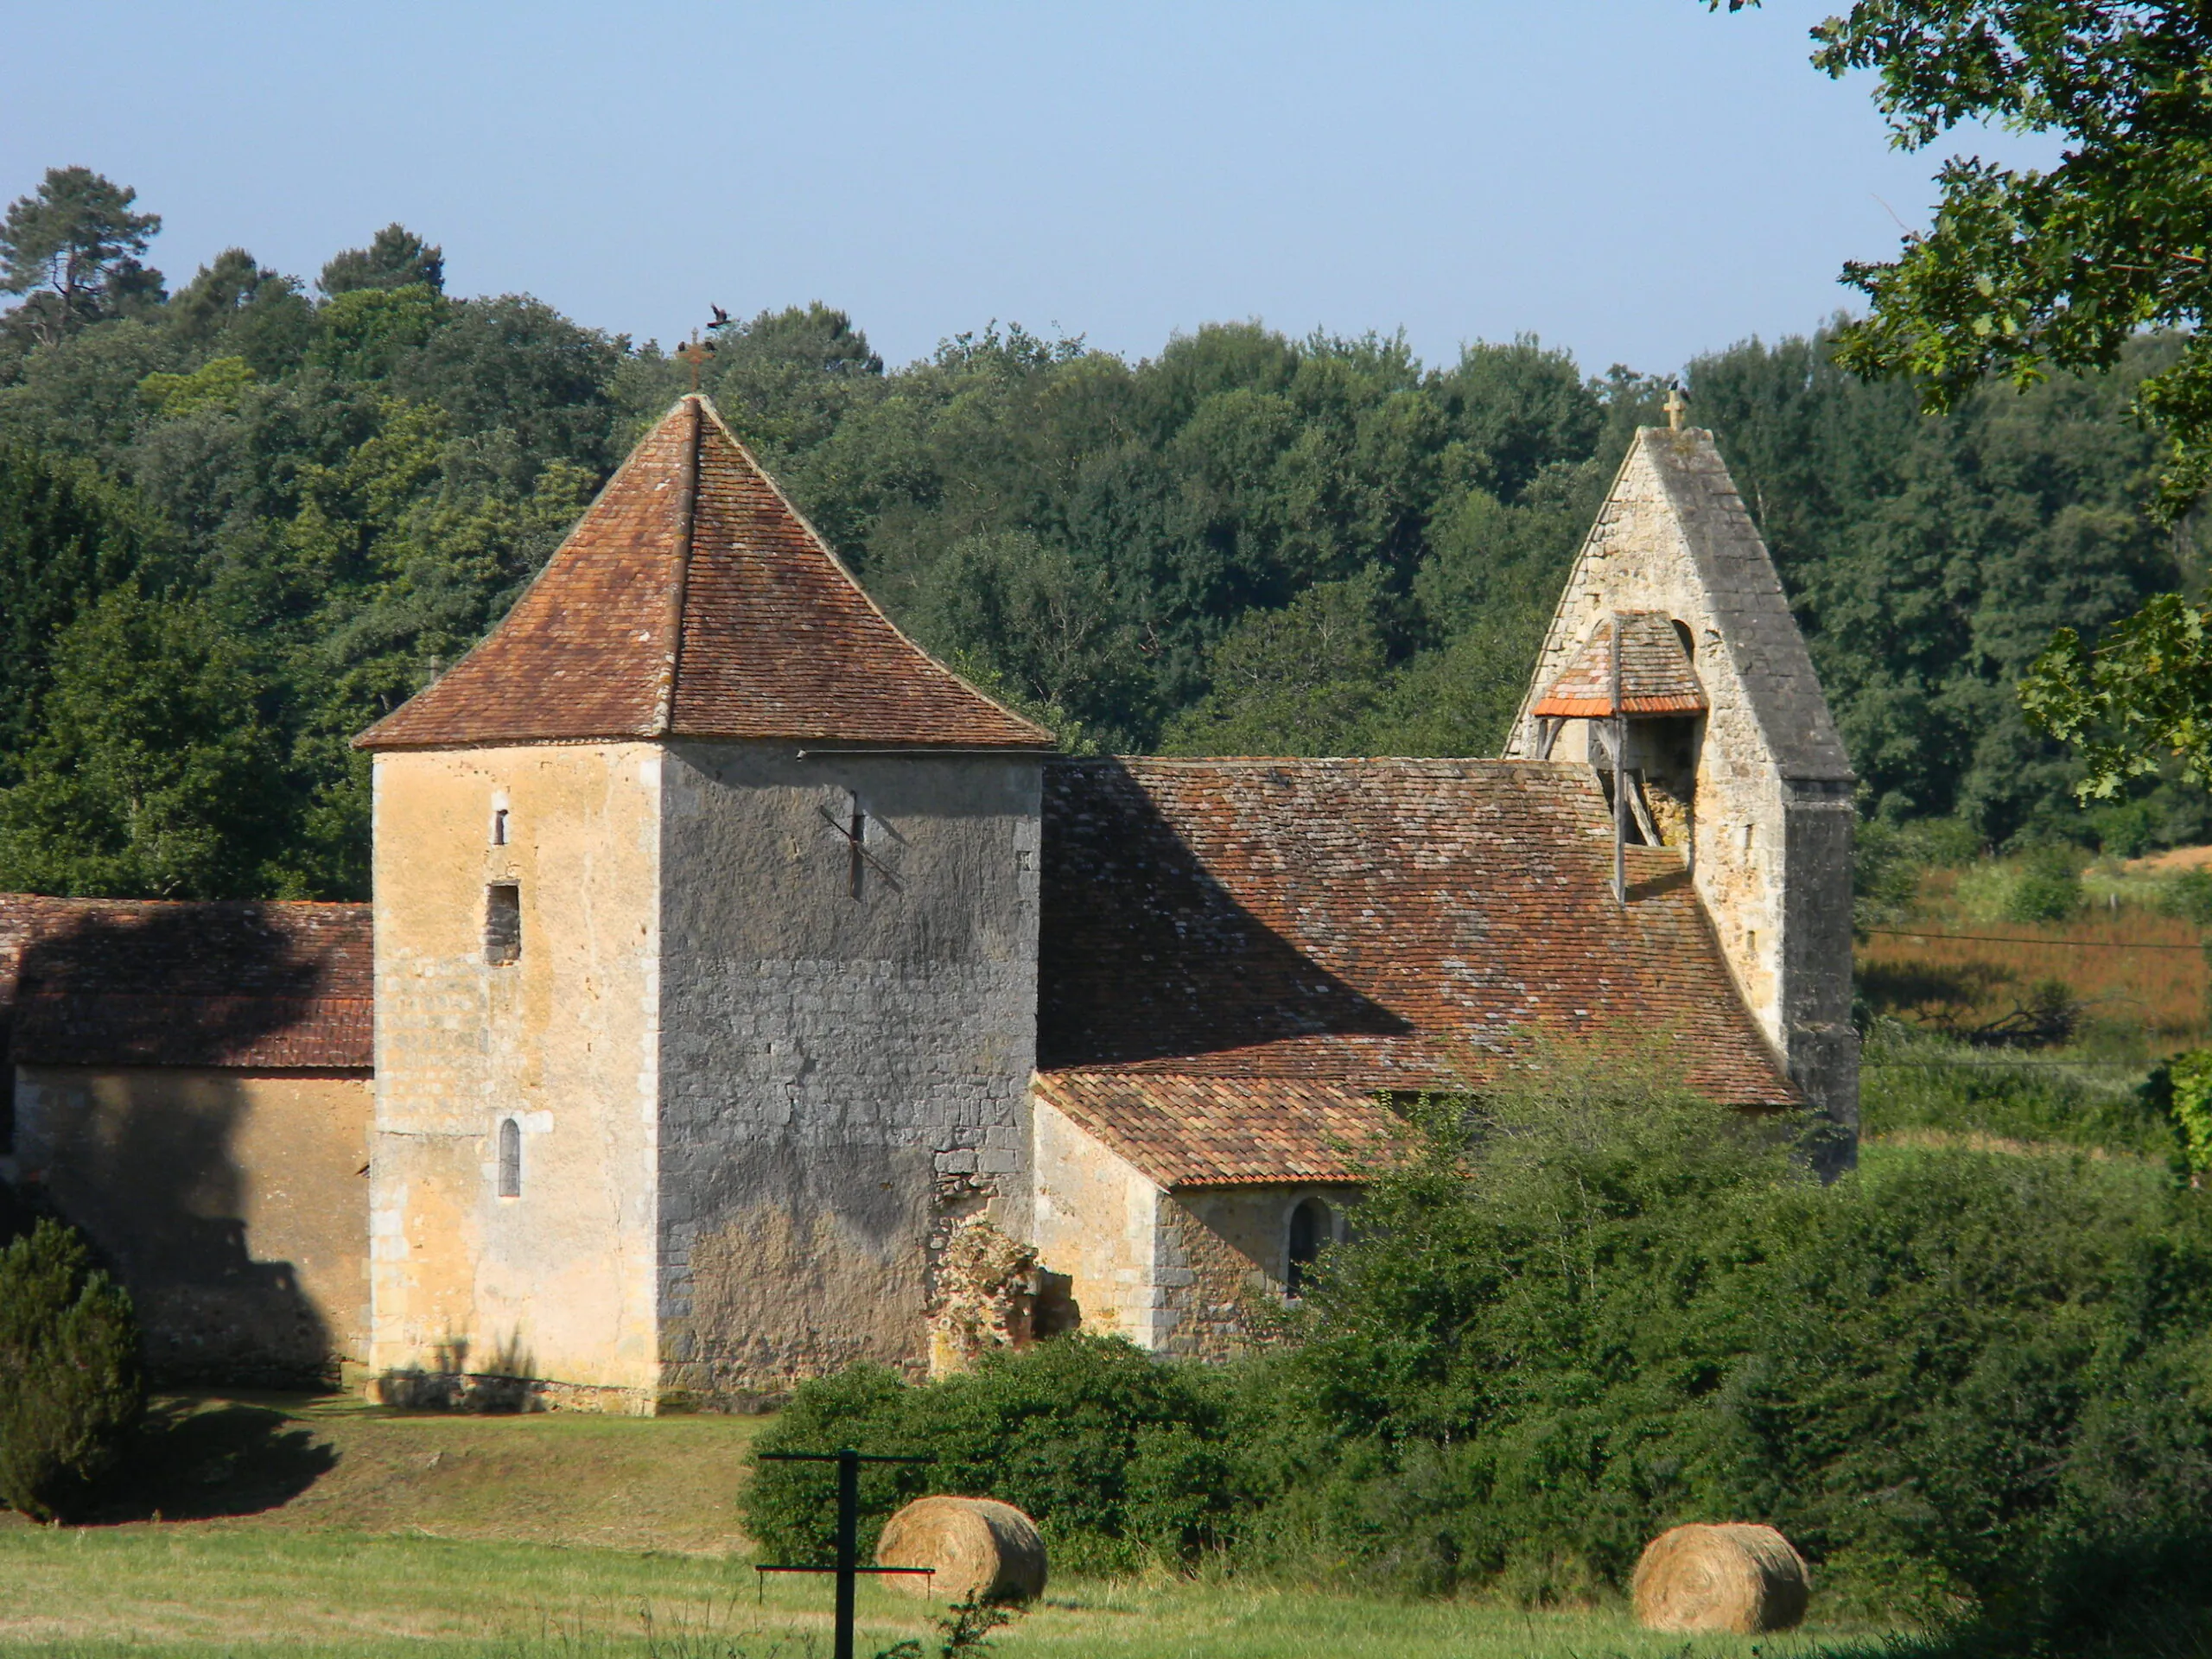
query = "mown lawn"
(0, 1394, 1897, 1659)
(0, 1524, 1880, 1659)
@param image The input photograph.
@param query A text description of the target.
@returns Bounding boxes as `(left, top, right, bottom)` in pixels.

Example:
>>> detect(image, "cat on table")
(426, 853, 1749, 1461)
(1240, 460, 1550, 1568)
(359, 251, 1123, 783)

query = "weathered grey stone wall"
(13, 1065, 372, 1382)
(654, 742, 1042, 1401)
(1503, 429, 1859, 1157)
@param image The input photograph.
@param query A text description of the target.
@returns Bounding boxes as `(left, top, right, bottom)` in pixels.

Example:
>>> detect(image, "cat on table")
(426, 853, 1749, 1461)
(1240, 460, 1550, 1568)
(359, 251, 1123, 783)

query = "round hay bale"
(1632, 1522, 1809, 1634)
(875, 1496, 1047, 1605)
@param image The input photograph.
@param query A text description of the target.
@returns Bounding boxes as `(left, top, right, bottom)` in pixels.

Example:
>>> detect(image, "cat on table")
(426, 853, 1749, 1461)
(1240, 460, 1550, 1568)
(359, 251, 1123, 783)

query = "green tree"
(168, 249, 315, 376)
(0, 587, 289, 898)
(1160, 570, 1391, 755)
(0, 445, 160, 767)
(0, 1218, 142, 1524)
(0, 167, 162, 348)
(1688, 327, 2188, 836)
(318, 223, 444, 297)
(1717, 4, 2212, 804)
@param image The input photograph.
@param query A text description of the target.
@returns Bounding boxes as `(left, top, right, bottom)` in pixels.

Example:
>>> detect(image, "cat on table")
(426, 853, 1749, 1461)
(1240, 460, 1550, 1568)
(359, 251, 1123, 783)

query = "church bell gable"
(1504, 423, 1859, 1163)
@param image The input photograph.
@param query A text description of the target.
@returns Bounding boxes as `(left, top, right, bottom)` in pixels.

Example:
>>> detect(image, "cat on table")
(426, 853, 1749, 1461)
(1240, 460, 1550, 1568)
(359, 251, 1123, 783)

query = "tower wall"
(1505, 429, 1858, 1160)
(653, 742, 1041, 1402)
(367, 744, 664, 1407)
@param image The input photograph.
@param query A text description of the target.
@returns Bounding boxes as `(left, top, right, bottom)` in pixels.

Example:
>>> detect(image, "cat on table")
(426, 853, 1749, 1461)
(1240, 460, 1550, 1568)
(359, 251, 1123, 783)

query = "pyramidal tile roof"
(1530, 611, 1708, 718)
(356, 397, 1052, 752)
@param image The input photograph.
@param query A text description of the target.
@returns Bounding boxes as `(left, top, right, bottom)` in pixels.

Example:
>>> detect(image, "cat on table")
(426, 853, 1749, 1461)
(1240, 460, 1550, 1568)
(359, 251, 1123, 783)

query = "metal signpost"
(754, 1447, 935, 1659)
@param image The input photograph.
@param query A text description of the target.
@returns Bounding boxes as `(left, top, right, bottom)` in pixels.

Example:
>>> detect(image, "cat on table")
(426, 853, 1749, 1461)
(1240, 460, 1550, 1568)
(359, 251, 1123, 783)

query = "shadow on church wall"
(376, 1333, 544, 1413)
(2, 901, 373, 1388)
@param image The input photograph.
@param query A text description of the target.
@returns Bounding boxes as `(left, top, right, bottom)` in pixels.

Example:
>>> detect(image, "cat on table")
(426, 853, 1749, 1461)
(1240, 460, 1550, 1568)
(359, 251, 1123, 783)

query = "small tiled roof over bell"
(1035, 758, 1792, 1188)
(356, 397, 1051, 752)
(0, 895, 372, 1069)
(1530, 612, 1707, 718)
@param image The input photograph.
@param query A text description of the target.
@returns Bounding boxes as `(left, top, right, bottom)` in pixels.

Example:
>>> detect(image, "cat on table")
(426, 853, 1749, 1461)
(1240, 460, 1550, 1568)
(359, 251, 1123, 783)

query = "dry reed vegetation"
(1857, 865, 2211, 1046)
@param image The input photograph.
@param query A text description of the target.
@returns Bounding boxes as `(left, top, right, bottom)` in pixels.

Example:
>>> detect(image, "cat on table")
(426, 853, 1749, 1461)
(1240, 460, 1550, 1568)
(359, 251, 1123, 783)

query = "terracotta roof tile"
(0, 895, 372, 1070)
(1036, 759, 1792, 1161)
(357, 397, 1050, 752)
(1531, 612, 1707, 718)
(1037, 1071, 1400, 1188)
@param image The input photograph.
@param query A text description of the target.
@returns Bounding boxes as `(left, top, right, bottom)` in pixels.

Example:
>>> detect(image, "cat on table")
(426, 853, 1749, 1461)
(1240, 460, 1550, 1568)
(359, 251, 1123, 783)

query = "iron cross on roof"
(677, 332, 715, 391)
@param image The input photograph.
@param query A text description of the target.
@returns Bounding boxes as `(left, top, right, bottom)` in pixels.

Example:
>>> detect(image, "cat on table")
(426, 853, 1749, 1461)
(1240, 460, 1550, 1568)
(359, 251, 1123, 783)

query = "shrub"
(1864, 1025, 2173, 1157)
(2158, 867, 2212, 925)
(1275, 1055, 2212, 1632)
(751, 1052, 2212, 1646)
(2005, 845, 2084, 923)
(2143, 1051, 2212, 1179)
(0, 1218, 143, 1522)
(743, 1334, 1240, 1573)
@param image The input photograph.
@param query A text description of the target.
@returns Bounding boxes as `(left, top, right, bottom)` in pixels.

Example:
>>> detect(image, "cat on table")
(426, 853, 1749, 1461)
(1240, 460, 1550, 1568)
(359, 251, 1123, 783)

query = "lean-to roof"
(0, 894, 372, 1070)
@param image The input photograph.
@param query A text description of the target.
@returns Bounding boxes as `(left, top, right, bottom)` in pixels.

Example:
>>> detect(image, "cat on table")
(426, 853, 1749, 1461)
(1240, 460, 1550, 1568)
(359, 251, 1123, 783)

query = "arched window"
(1287, 1198, 1331, 1296)
(497, 1118, 522, 1198)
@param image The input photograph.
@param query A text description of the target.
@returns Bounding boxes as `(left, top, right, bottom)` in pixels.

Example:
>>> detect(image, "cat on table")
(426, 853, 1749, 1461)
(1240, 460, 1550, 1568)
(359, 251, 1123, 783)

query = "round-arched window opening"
(497, 1117, 522, 1198)
(1672, 618, 1695, 662)
(1287, 1197, 1332, 1296)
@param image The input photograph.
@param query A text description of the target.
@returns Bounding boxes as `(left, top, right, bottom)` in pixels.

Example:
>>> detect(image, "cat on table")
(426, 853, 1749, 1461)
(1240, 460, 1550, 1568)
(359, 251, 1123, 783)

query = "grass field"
(0, 1395, 1901, 1659)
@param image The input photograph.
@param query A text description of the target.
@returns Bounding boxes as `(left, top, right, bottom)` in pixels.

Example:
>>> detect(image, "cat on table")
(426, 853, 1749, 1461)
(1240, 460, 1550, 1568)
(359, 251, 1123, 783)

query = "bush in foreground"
(747, 1052, 2212, 1647)
(0, 1217, 143, 1522)
(1275, 1056, 2212, 1635)
(745, 1333, 1239, 1574)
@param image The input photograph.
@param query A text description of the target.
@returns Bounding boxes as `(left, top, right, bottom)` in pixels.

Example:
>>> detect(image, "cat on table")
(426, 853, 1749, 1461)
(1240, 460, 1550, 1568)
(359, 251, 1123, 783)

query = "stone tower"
(1503, 424, 1859, 1159)
(355, 397, 1052, 1410)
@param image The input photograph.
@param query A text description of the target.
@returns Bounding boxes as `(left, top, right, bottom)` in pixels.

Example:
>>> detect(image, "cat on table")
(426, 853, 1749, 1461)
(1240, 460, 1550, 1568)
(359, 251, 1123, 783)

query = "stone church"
(0, 397, 1854, 1409)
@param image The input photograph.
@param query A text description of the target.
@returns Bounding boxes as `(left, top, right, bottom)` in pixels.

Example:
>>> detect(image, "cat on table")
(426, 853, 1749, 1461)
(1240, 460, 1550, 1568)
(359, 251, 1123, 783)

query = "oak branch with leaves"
(1722, 2, 2212, 792)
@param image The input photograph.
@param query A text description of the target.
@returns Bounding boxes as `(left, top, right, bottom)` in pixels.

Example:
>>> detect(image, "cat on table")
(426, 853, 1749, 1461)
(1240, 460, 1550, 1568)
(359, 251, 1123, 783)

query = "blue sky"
(1, 2, 2056, 376)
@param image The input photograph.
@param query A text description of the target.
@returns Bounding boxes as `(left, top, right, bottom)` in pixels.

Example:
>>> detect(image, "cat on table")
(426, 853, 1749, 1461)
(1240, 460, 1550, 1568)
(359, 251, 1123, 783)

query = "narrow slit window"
(493, 808, 508, 846)
(485, 883, 521, 964)
(497, 1117, 522, 1198)
(1287, 1198, 1331, 1296)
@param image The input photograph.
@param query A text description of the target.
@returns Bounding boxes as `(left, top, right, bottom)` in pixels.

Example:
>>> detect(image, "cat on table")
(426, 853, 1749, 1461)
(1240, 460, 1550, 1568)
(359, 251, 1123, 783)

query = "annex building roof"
(356, 396, 1051, 753)
(1530, 611, 1707, 718)
(0, 895, 372, 1070)
(1034, 757, 1794, 1188)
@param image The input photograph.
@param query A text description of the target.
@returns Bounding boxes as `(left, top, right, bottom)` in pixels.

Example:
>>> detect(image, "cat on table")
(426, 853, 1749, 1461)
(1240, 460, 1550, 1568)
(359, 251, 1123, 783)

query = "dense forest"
(1, 166, 2202, 902)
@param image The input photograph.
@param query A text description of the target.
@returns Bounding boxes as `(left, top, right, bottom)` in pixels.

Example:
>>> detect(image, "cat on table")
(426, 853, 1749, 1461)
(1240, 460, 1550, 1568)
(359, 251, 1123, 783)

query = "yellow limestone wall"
(1032, 1096, 1165, 1347)
(1163, 1186, 1358, 1359)
(15, 1065, 371, 1381)
(367, 744, 663, 1409)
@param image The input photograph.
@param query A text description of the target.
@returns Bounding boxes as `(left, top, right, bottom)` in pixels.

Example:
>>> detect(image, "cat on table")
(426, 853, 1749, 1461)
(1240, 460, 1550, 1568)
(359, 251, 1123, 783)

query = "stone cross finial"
(1663, 385, 1688, 431)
